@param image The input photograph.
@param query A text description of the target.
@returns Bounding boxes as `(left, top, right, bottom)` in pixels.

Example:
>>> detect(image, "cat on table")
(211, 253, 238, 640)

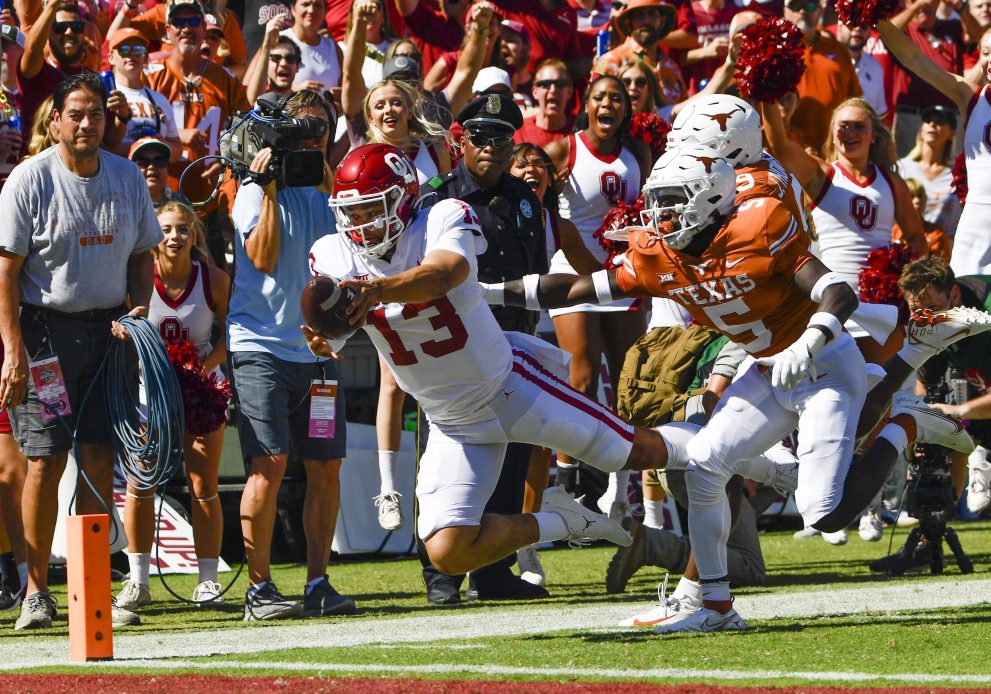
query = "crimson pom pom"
(629, 112, 671, 163)
(952, 152, 968, 206)
(835, 0, 899, 29)
(166, 339, 232, 436)
(593, 195, 644, 269)
(858, 244, 918, 324)
(734, 17, 805, 104)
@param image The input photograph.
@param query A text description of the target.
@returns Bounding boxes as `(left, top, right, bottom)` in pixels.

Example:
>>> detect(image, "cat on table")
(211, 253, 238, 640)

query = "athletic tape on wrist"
(808, 311, 842, 342)
(591, 270, 614, 305)
(523, 274, 541, 311)
(480, 281, 505, 305)
(809, 272, 846, 304)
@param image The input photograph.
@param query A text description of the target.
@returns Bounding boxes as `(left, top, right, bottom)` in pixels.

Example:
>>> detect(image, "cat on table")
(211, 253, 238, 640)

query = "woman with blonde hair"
(897, 105, 961, 236)
(26, 96, 56, 158)
(116, 201, 232, 611)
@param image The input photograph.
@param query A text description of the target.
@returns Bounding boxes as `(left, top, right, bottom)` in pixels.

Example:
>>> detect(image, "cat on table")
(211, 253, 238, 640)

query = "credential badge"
(520, 199, 533, 218)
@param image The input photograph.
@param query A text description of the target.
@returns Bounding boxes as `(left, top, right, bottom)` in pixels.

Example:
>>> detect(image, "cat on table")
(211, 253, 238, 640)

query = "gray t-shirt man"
(0, 147, 163, 312)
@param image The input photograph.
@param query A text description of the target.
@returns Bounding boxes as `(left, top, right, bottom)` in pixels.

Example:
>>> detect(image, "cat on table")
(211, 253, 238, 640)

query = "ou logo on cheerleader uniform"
(600, 171, 627, 205)
(849, 194, 878, 231)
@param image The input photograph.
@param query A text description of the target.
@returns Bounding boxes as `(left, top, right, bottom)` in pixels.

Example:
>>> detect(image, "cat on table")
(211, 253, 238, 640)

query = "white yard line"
(2, 576, 990, 679)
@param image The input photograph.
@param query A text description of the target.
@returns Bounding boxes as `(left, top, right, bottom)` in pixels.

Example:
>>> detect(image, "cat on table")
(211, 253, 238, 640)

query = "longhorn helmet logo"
(704, 106, 745, 132)
(692, 154, 719, 173)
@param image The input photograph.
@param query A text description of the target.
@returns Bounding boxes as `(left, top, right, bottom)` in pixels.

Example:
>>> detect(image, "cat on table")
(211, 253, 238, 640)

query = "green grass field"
(3, 519, 991, 689)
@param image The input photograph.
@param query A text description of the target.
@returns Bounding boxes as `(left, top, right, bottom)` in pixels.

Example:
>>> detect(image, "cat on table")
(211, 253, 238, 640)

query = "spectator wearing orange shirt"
(784, 0, 862, 156)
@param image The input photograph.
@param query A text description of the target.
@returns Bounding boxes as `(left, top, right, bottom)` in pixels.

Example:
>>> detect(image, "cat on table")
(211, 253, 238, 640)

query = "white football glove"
(756, 328, 827, 390)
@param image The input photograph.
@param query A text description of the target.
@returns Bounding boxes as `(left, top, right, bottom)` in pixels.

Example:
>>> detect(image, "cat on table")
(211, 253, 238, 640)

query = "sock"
(247, 579, 270, 599)
(879, 415, 914, 455)
(555, 463, 579, 493)
(643, 499, 665, 529)
(378, 449, 398, 495)
(673, 576, 701, 602)
(601, 470, 630, 509)
(533, 511, 569, 542)
(657, 422, 701, 470)
(701, 580, 731, 612)
(127, 552, 151, 587)
(304, 575, 326, 596)
(198, 557, 219, 584)
(17, 562, 27, 593)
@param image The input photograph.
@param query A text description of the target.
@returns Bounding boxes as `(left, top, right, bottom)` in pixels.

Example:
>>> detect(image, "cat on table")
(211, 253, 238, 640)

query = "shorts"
(0, 409, 11, 435)
(9, 305, 136, 457)
(416, 346, 635, 539)
(231, 351, 347, 461)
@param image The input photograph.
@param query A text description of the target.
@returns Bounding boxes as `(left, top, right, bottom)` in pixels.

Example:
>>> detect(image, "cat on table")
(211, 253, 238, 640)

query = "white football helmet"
(668, 94, 763, 168)
(641, 145, 736, 251)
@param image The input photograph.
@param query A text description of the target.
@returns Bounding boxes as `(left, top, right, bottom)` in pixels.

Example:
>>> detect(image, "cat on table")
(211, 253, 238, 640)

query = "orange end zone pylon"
(66, 514, 114, 662)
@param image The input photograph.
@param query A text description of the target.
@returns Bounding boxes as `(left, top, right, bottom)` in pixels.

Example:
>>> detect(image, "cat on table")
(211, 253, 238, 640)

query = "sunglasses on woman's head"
(622, 76, 647, 88)
(53, 20, 85, 34)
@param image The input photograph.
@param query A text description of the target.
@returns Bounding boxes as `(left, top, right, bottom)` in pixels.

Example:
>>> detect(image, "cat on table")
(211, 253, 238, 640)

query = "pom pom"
(629, 112, 672, 162)
(166, 339, 232, 436)
(735, 17, 806, 104)
(593, 195, 644, 268)
(835, 0, 899, 29)
(858, 244, 918, 324)
(952, 152, 968, 206)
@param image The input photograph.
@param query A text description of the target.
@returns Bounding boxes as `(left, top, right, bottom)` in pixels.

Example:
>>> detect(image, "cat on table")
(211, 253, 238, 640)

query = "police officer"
(417, 94, 550, 603)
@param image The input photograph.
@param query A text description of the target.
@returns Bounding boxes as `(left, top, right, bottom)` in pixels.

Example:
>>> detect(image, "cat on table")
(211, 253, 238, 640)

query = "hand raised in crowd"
(355, 0, 380, 27)
(107, 89, 132, 122)
(300, 324, 344, 359)
(0, 128, 22, 161)
(263, 13, 292, 49)
(0, 8, 16, 24)
(704, 36, 730, 61)
(470, 3, 496, 35)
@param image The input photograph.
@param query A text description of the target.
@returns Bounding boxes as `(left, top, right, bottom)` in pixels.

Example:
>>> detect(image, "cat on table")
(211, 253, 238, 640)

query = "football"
(300, 275, 358, 340)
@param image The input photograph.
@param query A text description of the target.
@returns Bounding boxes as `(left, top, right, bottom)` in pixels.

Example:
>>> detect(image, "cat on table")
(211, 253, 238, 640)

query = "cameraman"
(898, 256, 991, 514)
(229, 89, 355, 621)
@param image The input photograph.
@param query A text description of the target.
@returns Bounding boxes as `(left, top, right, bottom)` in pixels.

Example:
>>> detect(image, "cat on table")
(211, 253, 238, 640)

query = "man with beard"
(784, 0, 861, 155)
(593, 0, 687, 109)
(0, 72, 162, 630)
(416, 93, 550, 603)
(142, 0, 248, 266)
(836, 21, 887, 120)
(18, 2, 91, 154)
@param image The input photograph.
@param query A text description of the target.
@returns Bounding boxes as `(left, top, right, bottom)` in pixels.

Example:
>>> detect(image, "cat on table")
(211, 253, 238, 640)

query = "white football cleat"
(858, 510, 883, 542)
(793, 526, 820, 539)
(619, 575, 701, 628)
(373, 492, 404, 531)
(516, 545, 545, 586)
(967, 447, 990, 514)
(822, 528, 848, 545)
(900, 307, 991, 370)
(655, 605, 747, 634)
(542, 486, 632, 547)
(890, 393, 975, 454)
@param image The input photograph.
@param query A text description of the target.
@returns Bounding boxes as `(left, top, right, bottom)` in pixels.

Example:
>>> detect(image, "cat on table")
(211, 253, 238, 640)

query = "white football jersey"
(309, 199, 514, 425)
(964, 86, 991, 205)
(555, 131, 641, 268)
(148, 259, 217, 359)
(811, 162, 895, 286)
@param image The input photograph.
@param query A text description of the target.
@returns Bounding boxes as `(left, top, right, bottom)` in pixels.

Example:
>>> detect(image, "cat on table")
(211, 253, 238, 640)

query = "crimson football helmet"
(329, 143, 420, 260)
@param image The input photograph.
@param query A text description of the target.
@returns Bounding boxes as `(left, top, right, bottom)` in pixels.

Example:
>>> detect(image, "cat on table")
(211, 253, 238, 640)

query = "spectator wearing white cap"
(130, 137, 186, 209)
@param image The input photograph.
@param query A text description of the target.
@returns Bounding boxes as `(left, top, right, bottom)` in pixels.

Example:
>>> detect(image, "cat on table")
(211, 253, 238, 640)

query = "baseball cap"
(382, 55, 422, 82)
(472, 67, 512, 95)
(166, 0, 205, 23)
(129, 137, 171, 162)
(921, 105, 958, 129)
(500, 19, 530, 44)
(0, 24, 25, 49)
(108, 27, 149, 52)
(204, 12, 224, 33)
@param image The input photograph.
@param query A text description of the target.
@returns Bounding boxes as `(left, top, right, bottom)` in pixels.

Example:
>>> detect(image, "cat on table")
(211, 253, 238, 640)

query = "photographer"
(898, 256, 991, 515)
(229, 89, 355, 621)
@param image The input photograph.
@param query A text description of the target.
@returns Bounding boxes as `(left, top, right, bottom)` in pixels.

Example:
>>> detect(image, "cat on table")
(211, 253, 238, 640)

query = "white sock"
(533, 512, 569, 542)
(879, 422, 910, 456)
(643, 499, 665, 529)
(198, 557, 219, 584)
(17, 562, 27, 592)
(378, 450, 399, 495)
(602, 470, 631, 506)
(657, 422, 702, 469)
(701, 580, 731, 602)
(673, 575, 701, 601)
(128, 552, 151, 587)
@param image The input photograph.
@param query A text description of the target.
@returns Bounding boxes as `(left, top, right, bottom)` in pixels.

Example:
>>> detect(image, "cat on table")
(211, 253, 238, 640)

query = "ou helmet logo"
(849, 194, 878, 231)
(384, 152, 416, 184)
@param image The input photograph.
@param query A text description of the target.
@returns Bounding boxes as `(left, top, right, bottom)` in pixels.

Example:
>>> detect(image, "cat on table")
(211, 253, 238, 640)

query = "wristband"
(809, 271, 845, 303)
(808, 311, 842, 342)
(523, 273, 541, 311)
(480, 281, 505, 305)
(117, 111, 132, 123)
(591, 270, 614, 305)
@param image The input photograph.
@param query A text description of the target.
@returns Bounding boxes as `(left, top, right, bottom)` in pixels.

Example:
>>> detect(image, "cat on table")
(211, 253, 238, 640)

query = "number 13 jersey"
(308, 199, 513, 425)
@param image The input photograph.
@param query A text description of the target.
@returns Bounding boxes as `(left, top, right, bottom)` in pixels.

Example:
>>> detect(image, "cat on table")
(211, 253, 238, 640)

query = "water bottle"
(6, 114, 20, 133)
(948, 367, 969, 407)
(596, 29, 610, 59)
(99, 70, 116, 94)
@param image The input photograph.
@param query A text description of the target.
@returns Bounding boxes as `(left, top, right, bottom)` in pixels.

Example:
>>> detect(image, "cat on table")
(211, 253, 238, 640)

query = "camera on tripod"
(219, 96, 327, 189)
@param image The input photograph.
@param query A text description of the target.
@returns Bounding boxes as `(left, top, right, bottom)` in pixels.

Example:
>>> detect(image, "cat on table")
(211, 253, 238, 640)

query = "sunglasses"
(135, 155, 169, 167)
(534, 78, 571, 90)
(837, 121, 869, 132)
(466, 131, 514, 148)
(622, 76, 647, 88)
(786, 1, 819, 11)
(170, 15, 203, 28)
(116, 43, 147, 57)
(269, 52, 300, 64)
(53, 20, 85, 34)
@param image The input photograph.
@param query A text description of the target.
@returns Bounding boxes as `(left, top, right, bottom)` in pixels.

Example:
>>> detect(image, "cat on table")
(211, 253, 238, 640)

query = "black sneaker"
(14, 591, 56, 630)
(425, 575, 462, 605)
(0, 574, 22, 612)
(469, 567, 550, 601)
(243, 580, 303, 621)
(301, 575, 356, 617)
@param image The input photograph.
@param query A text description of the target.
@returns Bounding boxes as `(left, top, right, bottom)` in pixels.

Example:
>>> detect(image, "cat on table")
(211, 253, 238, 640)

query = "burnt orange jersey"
(144, 59, 248, 206)
(737, 154, 811, 236)
(615, 196, 818, 358)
